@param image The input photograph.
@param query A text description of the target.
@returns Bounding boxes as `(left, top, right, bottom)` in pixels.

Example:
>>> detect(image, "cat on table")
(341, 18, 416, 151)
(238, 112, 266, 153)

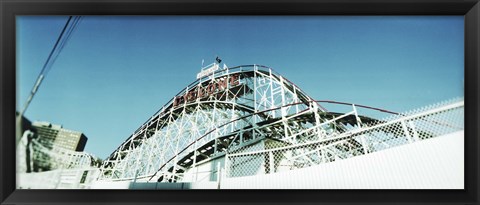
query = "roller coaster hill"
(97, 62, 464, 187)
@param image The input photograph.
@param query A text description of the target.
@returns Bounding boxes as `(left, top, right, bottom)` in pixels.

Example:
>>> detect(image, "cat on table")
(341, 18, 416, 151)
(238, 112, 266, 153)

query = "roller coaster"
(97, 63, 464, 183)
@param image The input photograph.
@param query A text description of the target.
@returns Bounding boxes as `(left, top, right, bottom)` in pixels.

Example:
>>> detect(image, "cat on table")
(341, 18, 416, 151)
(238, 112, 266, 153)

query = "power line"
(44, 16, 82, 76)
(19, 16, 82, 117)
(38, 16, 72, 76)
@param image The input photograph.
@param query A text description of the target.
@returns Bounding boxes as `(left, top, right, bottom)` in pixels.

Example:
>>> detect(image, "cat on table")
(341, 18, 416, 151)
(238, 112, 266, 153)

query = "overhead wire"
(19, 16, 82, 116)
(37, 16, 72, 76)
(44, 16, 82, 76)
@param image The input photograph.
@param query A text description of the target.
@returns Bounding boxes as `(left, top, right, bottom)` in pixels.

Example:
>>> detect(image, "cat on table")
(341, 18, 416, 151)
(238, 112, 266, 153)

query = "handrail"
(316, 100, 399, 115)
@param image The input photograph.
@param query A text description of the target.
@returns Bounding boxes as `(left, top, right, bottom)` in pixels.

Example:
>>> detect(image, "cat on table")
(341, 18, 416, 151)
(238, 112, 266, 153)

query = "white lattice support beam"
(99, 65, 462, 182)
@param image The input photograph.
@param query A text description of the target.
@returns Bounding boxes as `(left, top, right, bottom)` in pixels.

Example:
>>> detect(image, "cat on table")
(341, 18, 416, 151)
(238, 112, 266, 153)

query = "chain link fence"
(226, 99, 464, 178)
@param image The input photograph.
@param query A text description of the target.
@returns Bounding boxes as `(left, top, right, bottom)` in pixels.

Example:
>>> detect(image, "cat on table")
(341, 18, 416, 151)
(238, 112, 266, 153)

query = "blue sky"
(17, 16, 464, 159)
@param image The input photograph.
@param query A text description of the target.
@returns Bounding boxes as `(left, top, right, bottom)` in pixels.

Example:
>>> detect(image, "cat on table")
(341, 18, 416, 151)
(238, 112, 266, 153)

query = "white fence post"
(401, 120, 413, 143)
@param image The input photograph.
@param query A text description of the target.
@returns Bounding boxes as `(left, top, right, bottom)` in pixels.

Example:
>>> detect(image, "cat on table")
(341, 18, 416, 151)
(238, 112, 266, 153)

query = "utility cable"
(17, 16, 82, 145)
(19, 16, 81, 117)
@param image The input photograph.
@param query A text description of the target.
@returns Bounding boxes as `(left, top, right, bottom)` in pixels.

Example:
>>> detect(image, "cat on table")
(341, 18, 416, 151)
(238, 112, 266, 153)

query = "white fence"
(225, 99, 464, 178)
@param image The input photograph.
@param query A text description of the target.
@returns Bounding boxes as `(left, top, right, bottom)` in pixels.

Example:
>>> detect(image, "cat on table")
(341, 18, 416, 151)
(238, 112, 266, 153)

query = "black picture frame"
(1, 0, 479, 204)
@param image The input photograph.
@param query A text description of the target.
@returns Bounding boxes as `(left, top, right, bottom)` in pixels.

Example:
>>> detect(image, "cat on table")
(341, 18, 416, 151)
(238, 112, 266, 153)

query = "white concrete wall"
(17, 168, 100, 189)
(220, 131, 464, 189)
(181, 156, 225, 182)
(90, 181, 131, 189)
(91, 181, 219, 189)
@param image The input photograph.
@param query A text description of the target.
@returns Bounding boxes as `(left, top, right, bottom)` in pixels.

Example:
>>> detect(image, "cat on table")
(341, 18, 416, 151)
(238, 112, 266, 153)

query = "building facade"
(29, 121, 88, 171)
(32, 121, 87, 151)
